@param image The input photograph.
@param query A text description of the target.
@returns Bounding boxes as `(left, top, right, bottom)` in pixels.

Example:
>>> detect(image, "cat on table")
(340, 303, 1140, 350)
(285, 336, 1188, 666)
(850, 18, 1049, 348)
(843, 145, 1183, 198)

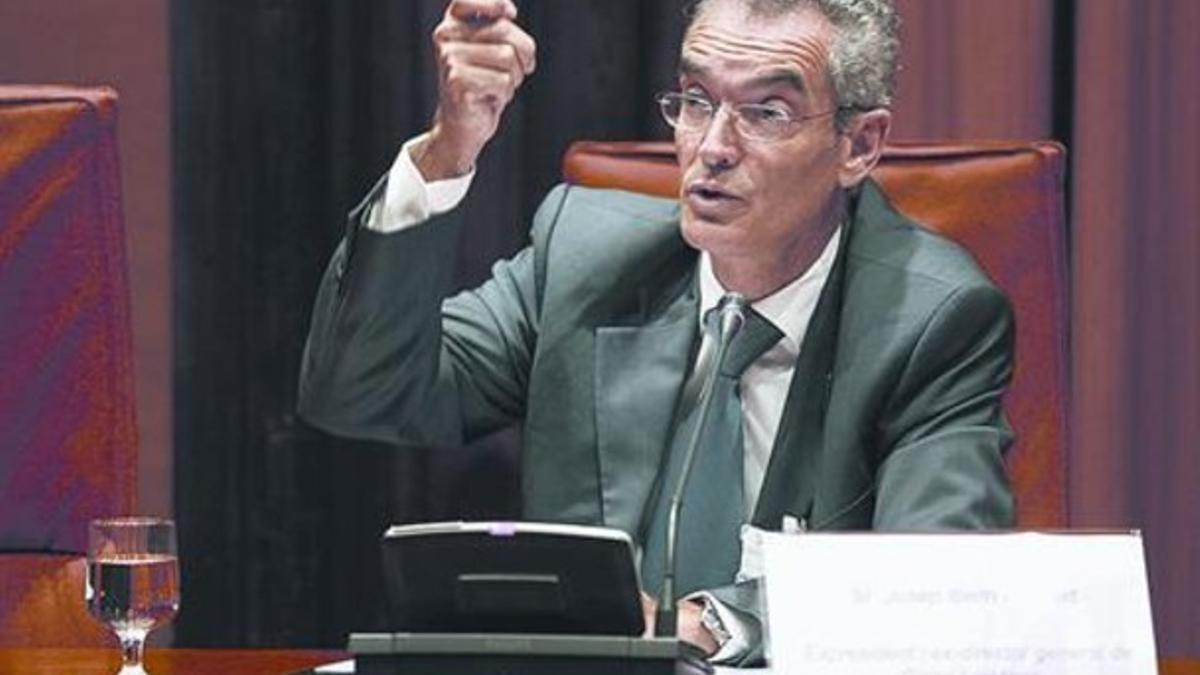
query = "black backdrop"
(171, 0, 687, 647)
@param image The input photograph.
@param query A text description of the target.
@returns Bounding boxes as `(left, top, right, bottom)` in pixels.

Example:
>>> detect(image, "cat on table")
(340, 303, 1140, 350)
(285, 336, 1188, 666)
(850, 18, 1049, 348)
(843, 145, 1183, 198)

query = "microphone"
(655, 293, 747, 638)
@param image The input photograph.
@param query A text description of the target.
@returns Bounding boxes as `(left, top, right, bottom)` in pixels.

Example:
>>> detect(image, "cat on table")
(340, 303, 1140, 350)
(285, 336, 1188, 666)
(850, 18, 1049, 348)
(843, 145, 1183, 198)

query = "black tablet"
(381, 521, 644, 636)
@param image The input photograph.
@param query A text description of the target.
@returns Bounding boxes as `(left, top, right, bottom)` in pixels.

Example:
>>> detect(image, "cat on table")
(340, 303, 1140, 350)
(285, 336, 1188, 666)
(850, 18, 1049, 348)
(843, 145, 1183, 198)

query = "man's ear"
(837, 108, 891, 189)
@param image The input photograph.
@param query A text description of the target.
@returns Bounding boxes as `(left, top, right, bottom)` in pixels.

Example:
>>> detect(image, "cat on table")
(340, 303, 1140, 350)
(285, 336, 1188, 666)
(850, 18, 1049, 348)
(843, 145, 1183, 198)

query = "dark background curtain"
(171, 0, 1198, 655)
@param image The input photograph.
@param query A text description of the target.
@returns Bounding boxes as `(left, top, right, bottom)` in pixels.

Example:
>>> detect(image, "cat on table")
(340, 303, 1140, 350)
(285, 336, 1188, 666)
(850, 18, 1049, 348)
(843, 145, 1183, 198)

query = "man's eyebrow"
(679, 57, 706, 79)
(678, 59, 808, 95)
(752, 68, 808, 94)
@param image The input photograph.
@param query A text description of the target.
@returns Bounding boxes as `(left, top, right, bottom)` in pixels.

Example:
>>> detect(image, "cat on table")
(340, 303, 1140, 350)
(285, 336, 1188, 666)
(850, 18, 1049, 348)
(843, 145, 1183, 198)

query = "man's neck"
(710, 218, 842, 301)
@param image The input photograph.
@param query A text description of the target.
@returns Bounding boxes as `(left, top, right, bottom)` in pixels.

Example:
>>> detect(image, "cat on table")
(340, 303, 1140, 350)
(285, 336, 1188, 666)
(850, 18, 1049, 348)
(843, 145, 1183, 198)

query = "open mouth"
(687, 183, 739, 202)
(685, 182, 746, 219)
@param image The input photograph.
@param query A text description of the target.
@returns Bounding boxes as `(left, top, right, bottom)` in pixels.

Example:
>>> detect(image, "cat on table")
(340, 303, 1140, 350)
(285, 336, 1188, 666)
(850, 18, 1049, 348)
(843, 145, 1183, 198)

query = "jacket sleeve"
(873, 281, 1017, 529)
(297, 178, 568, 447)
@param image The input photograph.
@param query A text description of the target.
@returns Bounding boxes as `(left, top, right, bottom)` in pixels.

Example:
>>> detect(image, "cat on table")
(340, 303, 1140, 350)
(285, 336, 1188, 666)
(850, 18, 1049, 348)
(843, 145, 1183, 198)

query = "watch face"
(701, 601, 732, 646)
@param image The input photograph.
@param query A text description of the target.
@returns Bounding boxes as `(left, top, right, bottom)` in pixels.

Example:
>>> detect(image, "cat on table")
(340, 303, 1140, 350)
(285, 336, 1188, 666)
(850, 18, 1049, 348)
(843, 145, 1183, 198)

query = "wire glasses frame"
(655, 91, 838, 142)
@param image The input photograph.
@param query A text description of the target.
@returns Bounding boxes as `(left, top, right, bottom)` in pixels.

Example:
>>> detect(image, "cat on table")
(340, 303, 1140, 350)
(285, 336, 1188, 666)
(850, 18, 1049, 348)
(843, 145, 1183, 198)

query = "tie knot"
(704, 306, 784, 377)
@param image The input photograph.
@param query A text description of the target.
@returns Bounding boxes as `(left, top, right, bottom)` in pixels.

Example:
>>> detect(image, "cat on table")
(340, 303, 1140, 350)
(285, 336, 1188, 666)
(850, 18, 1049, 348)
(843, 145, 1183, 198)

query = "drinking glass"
(87, 518, 180, 674)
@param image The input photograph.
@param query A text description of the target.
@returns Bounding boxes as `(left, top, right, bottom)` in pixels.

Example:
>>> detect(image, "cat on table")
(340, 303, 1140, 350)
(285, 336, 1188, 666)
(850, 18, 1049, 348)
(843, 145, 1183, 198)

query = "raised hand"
(413, 0, 536, 181)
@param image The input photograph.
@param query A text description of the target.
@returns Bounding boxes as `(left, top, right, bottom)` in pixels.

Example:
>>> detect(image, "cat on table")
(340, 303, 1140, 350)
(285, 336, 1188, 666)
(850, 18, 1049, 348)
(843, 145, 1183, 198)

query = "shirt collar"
(697, 227, 842, 355)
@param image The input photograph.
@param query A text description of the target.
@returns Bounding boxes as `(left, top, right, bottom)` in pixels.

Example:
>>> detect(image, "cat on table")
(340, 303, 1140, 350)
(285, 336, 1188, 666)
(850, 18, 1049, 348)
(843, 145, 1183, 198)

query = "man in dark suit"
(299, 0, 1015, 664)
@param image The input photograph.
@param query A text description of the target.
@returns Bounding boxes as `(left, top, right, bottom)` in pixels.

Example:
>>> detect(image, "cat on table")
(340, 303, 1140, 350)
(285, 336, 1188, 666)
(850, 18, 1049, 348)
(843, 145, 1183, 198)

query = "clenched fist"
(412, 0, 537, 181)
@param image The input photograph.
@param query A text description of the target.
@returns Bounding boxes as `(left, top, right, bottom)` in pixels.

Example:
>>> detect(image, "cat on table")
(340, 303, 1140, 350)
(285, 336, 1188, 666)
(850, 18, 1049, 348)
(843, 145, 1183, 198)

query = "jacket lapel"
(594, 263, 698, 536)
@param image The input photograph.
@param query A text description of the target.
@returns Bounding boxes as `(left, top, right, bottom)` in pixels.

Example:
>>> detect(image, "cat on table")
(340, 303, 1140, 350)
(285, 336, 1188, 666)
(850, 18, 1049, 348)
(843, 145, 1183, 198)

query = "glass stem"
(117, 628, 147, 667)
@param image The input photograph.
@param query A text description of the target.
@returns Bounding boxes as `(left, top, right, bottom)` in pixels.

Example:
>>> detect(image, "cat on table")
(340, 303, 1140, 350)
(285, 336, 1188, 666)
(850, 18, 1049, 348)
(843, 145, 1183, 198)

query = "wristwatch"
(699, 598, 733, 650)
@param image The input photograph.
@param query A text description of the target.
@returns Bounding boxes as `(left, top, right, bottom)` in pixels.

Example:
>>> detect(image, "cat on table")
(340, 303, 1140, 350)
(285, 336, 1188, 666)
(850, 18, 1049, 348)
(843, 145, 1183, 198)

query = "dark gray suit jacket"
(298, 178, 1015, 664)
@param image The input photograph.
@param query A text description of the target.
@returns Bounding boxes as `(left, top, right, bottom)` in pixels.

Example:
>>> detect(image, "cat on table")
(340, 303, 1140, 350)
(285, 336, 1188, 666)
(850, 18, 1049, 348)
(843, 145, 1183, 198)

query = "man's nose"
(697, 106, 742, 172)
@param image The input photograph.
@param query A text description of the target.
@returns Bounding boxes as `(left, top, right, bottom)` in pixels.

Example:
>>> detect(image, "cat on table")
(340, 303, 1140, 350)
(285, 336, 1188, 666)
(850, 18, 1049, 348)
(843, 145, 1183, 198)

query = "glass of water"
(87, 518, 180, 674)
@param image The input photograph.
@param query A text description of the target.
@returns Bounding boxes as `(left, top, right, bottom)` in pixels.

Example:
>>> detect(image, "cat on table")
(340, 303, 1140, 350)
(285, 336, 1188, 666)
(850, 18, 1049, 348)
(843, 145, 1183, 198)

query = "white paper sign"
(762, 532, 1157, 675)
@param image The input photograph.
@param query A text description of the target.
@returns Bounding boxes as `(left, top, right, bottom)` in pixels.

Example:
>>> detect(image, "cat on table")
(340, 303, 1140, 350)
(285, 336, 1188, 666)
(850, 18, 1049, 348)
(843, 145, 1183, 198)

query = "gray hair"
(686, 0, 900, 128)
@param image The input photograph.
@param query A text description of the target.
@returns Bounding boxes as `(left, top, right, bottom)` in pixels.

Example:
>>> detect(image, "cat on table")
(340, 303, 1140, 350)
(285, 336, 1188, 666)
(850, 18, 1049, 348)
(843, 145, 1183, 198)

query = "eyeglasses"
(656, 91, 837, 143)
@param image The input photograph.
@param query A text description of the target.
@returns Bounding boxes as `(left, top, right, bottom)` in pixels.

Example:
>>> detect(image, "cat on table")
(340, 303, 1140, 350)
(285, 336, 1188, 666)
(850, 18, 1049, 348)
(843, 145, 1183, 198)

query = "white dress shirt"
(368, 138, 841, 662)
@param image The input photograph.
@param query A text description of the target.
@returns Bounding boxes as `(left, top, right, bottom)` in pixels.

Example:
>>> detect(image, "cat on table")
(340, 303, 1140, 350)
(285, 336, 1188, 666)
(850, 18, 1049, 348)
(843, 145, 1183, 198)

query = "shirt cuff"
(689, 591, 759, 664)
(366, 133, 475, 233)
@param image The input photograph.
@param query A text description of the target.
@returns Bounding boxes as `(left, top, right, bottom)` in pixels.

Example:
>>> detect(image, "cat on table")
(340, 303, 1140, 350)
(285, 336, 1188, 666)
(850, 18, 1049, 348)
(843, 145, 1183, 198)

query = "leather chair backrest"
(0, 554, 114, 646)
(564, 140, 1068, 528)
(0, 85, 137, 645)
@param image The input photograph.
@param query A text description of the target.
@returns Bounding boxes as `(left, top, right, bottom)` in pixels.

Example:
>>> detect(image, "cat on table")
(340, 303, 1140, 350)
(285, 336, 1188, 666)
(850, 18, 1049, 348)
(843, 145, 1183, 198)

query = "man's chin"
(680, 214, 739, 253)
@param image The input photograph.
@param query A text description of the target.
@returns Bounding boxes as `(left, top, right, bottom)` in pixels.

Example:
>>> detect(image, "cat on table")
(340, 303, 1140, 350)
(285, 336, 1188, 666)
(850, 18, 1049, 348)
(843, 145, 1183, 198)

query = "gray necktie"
(640, 306, 784, 600)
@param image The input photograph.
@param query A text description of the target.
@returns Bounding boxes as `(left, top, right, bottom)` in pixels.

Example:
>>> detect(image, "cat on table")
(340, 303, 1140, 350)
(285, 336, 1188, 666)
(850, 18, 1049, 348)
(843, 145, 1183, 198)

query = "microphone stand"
(655, 293, 747, 637)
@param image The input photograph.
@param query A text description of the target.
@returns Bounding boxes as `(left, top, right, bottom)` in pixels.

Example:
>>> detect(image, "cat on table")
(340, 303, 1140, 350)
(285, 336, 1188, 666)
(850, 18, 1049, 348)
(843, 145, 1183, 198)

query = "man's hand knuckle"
(445, 69, 467, 90)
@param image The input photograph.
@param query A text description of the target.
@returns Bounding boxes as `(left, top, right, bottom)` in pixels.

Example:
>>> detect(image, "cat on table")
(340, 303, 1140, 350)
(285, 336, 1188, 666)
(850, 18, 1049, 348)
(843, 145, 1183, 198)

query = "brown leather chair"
(564, 140, 1068, 528)
(0, 85, 137, 646)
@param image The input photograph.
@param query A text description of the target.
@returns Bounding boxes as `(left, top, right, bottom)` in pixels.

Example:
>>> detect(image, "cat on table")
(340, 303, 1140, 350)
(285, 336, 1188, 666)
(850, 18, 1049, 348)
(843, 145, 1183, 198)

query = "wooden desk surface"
(0, 648, 349, 674)
(0, 649, 1195, 674)
(1164, 660, 1200, 675)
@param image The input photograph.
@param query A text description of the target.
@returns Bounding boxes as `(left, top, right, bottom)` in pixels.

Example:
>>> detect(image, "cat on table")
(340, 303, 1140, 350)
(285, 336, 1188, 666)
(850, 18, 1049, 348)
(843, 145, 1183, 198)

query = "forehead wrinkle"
(685, 20, 831, 62)
(682, 25, 830, 94)
(681, 55, 806, 94)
